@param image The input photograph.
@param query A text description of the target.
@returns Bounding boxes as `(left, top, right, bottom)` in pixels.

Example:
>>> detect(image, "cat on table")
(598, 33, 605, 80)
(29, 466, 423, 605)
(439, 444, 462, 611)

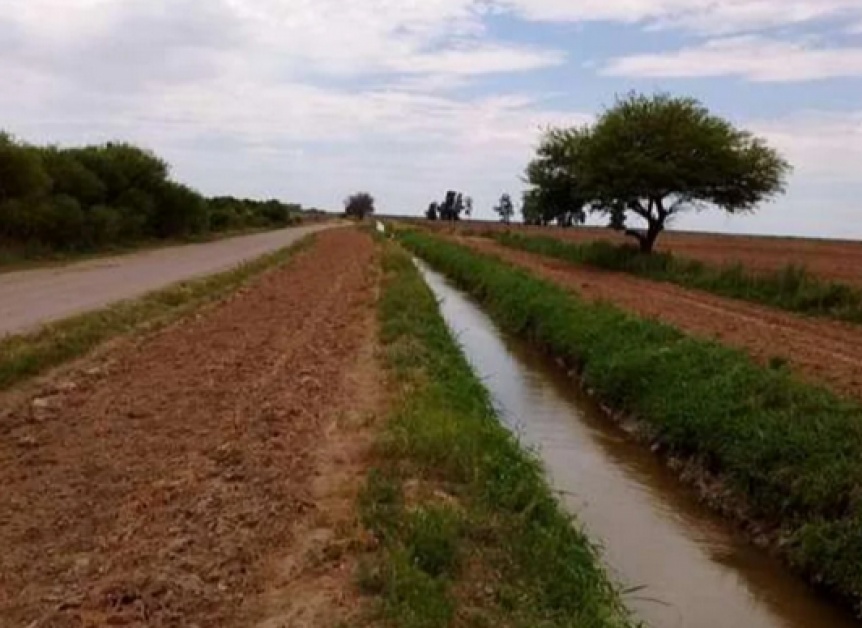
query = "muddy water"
(416, 261, 858, 628)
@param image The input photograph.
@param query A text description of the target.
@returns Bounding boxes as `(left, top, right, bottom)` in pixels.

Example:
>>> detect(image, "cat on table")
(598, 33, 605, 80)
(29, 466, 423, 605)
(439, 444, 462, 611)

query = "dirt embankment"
(461, 237, 862, 402)
(0, 229, 381, 627)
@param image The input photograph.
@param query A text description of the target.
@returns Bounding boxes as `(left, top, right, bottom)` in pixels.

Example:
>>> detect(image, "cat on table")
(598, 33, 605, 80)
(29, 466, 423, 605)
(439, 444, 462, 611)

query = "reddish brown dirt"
(0, 229, 381, 627)
(421, 220, 862, 287)
(461, 237, 862, 401)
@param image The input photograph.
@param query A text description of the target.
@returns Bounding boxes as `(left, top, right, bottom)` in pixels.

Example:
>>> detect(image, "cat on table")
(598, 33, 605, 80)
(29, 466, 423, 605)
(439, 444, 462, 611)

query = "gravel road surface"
(0, 223, 337, 336)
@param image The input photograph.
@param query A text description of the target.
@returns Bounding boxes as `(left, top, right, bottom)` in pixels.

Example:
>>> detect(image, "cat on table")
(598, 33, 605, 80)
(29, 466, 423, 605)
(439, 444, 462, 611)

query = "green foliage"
(525, 93, 791, 251)
(524, 127, 590, 227)
(494, 232, 862, 324)
(427, 190, 472, 222)
(345, 191, 376, 220)
(0, 133, 306, 258)
(0, 133, 51, 201)
(400, 229, 862, 607)
(361, 244, 632, 627)
(493, 193, 515, 224)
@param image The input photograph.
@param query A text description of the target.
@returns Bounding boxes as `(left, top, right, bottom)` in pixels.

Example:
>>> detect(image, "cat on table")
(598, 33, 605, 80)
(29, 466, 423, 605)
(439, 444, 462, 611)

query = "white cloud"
(604, 36, 862, 81)
(2, 0, 862, 238)
(0, 0, 578, 219)
(751, 111, 862, 181)
(501, 0, 862, 34)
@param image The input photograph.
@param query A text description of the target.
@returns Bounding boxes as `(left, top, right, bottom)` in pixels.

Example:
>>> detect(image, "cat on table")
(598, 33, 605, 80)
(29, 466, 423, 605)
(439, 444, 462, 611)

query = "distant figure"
(376, 221, 386, 235)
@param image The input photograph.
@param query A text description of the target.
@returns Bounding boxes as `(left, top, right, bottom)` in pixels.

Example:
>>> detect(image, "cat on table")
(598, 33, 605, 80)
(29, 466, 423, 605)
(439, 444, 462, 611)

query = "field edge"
(0, 234, 316, 391)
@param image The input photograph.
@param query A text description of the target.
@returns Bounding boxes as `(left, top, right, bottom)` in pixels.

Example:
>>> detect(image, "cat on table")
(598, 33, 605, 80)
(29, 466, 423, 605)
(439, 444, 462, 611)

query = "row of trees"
(425, 191, 473, 221)
(0, 133, 305, 251)
(522, 93, 791, 252)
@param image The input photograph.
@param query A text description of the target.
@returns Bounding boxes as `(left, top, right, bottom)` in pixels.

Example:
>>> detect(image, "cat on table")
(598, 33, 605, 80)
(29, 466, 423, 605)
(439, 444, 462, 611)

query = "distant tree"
(494, 193, 515, 224)
(436, 190, 471, 221)
(426, 202, 439, 221)
(530, 93, 791, 253)
(344, 192, 375, 220)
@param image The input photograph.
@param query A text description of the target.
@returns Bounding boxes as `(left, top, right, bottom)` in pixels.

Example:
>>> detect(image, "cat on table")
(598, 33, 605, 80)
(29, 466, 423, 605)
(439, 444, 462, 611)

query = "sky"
(2, 0, 861, 239)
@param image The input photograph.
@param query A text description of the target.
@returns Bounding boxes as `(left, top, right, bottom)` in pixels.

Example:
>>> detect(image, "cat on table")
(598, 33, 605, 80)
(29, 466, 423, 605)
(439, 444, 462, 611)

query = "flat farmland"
(425, 220, 862, 287)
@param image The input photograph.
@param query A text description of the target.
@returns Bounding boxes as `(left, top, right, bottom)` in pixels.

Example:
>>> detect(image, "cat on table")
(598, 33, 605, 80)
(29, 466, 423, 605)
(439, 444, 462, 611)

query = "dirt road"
(462, 237, 862, 401)
(0, 229, 380, 627)
(0, 223, 338, 337)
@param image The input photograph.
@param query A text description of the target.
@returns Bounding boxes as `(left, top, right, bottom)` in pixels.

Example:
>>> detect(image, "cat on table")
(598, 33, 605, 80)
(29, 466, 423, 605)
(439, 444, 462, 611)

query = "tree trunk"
(625, 220, 663, 254)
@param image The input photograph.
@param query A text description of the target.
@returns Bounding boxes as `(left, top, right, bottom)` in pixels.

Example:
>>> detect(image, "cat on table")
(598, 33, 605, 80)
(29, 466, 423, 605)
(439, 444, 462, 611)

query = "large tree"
(524, 127, 589, 228)
(344, 192, 375, 220)
(528, 93, 791, 252)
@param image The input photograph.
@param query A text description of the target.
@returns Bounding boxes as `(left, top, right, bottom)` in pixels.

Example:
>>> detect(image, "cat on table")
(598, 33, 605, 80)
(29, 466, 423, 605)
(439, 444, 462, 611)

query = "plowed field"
(426, 221, 862, 287)
(460, 237, 862, 401)
(0, 229, 380, 627)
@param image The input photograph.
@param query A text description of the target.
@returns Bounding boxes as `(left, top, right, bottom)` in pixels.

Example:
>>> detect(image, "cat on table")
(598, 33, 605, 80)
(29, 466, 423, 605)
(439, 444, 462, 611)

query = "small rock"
(167, 537, 192, 554)
(17, 435, 38, 448)
(55, 381, 78, 393)
(32, 398, 51, 410)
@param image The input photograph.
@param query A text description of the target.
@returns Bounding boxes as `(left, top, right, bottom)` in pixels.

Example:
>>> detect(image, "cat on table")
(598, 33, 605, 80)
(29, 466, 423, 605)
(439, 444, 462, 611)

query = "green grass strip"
(492, 231, 862, 324)
(360, 242, 633, 628)
(0, 236, 314, 391)
(400, 228, 862, 609)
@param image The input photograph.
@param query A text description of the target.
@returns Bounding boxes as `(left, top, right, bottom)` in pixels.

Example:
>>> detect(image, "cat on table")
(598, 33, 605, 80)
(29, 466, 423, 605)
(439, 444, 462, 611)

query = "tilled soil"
(0, 229, 379, 627)
(427, 221, 862, 287)
(461, 237, 862, 402)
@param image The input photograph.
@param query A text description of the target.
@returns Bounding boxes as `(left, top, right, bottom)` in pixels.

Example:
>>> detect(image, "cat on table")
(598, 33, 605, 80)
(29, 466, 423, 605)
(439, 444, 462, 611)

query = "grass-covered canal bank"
(399, 228, 862, 614)
(358, 242, 633, 627)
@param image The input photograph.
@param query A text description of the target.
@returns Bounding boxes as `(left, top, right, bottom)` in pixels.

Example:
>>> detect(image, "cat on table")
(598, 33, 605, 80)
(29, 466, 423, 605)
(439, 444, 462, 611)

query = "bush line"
(399, 228, 862, 610)
(359, 242, 632, 627)
(0, 236, 314, 391)
(492, 231, 862, 324)
(0, 133, 325, 263)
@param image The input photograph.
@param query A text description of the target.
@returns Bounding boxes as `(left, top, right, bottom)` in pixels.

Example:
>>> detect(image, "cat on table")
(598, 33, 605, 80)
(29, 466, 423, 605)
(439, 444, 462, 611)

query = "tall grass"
(359, 243, 633, 627)
(400, 229, 862, 610)
(493, 232, 862, 323)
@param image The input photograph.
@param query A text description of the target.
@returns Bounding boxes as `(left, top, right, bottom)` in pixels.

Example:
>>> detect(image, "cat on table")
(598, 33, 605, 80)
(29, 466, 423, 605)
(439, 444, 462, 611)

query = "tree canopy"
(0, 132, 306, 252)
(344, 192, 375, 220)
(524, 93, 792, 251)
(524, 128, 588, 228)
(426, 190, 472, 221)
